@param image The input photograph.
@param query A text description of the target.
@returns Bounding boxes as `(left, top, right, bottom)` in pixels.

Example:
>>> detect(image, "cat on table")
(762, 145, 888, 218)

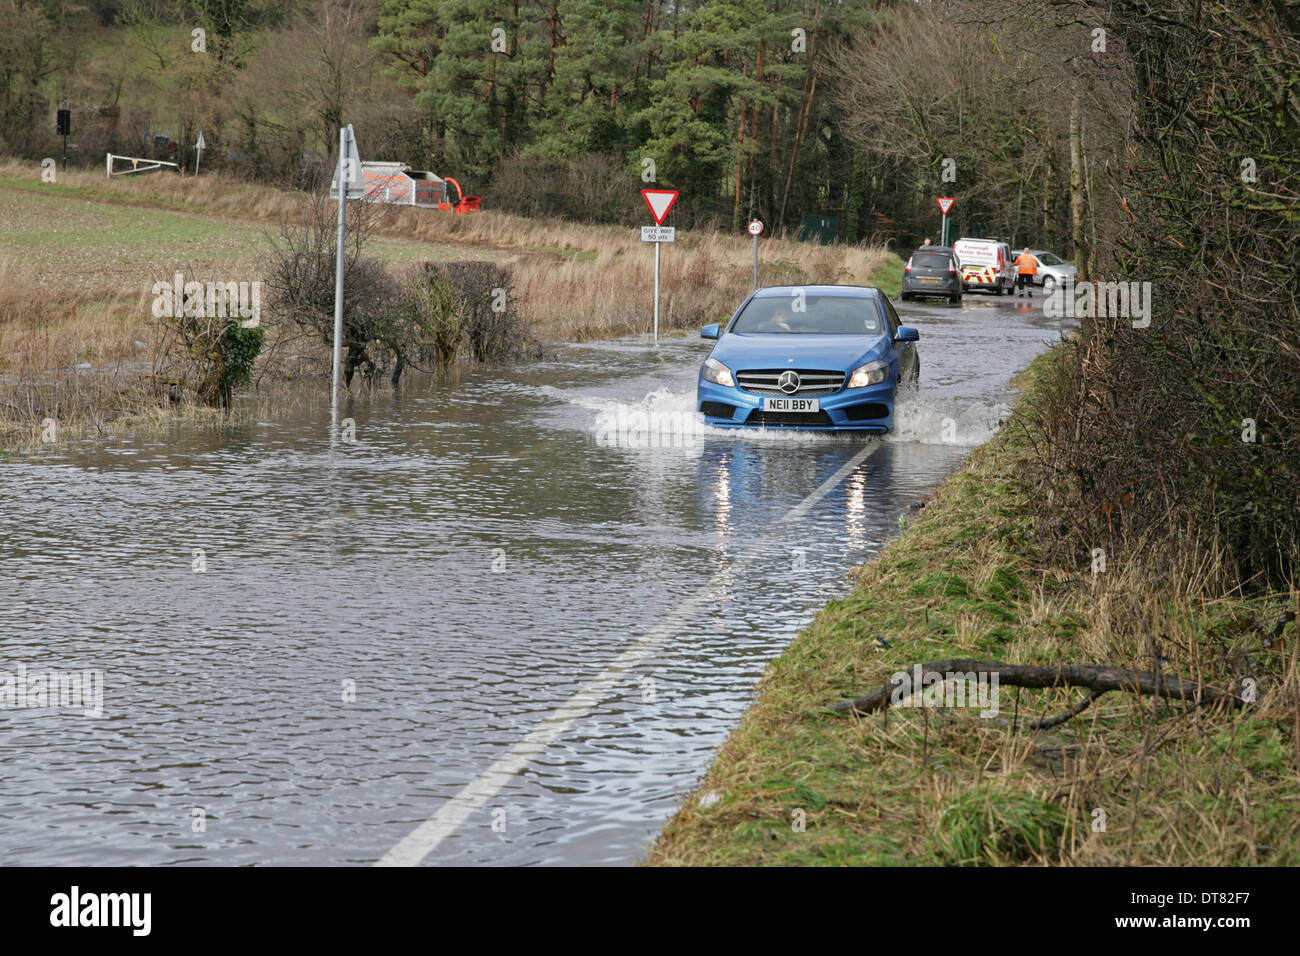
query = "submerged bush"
(161, 312, 265, 409)
(267, 191, 538, 385)
(404, 260, 536, 368)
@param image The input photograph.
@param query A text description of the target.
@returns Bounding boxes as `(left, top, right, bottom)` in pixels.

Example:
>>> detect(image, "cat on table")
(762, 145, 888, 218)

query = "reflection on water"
(0, 298, 1066, 865)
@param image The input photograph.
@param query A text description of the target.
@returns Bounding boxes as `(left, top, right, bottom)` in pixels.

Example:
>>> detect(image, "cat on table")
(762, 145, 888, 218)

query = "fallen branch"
(1027, 689, 1106, 730)
(829, 659, 1246, 723)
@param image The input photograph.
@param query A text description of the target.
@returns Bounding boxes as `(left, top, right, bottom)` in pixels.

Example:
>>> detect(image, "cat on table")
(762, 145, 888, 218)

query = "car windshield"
(1036, 252, 1064, 265)
(731, 294, 883, 335)
(912, 252, 951, 268)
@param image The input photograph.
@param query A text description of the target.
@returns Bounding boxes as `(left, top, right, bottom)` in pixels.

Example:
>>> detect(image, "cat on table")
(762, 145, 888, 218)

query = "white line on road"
(374, 440, 884, 866)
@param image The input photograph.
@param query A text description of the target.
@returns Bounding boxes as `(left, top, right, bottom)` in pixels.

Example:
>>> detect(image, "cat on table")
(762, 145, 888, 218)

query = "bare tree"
(247, 0, 379, 160)
(264, 190, 401, 387)
(829, 1, 1130, 255)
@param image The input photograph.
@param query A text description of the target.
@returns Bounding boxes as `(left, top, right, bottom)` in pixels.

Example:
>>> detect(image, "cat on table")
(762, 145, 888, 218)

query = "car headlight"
(847, 360, 889, 389)
(702, 357, 735, 387)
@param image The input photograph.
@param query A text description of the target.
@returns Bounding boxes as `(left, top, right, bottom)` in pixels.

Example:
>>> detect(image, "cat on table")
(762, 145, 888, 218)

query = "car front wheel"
(1042, 275, 1057, 295)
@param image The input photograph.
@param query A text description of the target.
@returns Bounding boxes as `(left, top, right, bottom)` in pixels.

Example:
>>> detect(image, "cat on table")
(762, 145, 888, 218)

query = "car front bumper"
(697, 377, 896, 433)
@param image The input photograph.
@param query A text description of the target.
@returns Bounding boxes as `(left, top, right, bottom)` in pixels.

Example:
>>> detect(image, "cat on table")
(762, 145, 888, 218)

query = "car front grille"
(736, 369, 845, 396)
(744, 409, 834, 427)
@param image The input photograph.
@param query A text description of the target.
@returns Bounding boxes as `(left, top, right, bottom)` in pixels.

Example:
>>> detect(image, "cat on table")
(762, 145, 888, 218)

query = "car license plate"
(762, 397, 819, 412)
(922, 277, 939, 284)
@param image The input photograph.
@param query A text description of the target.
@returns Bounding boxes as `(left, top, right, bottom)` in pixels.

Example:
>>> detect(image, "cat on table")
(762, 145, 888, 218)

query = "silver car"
(1013, 249, 1077, 295)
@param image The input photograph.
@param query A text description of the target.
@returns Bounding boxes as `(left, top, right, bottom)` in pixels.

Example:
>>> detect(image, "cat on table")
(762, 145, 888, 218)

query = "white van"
(952, 238, 1015, 295)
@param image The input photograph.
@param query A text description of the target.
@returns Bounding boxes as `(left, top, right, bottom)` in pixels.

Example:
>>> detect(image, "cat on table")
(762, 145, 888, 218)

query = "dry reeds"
(0, 256, 162, 445)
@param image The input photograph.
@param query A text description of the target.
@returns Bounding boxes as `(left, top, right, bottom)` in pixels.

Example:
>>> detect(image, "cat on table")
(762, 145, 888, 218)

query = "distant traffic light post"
(56, 100, 71, 170)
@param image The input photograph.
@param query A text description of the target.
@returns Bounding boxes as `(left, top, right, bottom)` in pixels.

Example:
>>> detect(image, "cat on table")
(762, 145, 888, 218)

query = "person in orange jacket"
(1015, 250, 1038, 297)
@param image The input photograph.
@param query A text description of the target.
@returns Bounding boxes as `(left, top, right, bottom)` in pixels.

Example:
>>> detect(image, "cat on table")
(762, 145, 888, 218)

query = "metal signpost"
(748, 219, 763, 288)
(331, 125, 364, 440)
(641, 189, 680, 343)
(194, 131, 206, 175)
(936, 197, 955, 246)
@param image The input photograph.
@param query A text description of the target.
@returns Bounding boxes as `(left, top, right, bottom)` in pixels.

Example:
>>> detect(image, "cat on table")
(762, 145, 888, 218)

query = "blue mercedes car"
(697, 285, 919, 433)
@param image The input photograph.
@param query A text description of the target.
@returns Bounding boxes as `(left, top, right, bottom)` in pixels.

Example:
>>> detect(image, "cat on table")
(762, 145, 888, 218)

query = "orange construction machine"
(440, 177, 481, 215)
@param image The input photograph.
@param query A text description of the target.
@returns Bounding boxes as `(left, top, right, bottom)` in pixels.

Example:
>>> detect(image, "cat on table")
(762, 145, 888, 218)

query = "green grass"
(0, 187, 253, 250)
(539, 245, 597, 261)
(869, 250, 905, 297)
(932, 788, 1069, 866)
(0, 176, 465, 277)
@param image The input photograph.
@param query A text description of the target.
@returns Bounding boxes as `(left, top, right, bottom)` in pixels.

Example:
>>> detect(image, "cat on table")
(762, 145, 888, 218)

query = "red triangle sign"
(642, 189, 679, 225)
(936, 197, 955, 215)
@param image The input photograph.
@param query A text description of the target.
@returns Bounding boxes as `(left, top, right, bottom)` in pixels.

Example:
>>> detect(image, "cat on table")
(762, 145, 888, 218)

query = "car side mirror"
(895, 326, 919, 342)
(701, 324, 721, 339)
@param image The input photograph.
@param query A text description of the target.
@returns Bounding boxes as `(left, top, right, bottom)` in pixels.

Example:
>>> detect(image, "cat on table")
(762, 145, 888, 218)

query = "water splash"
(887, 395, 1011, 446)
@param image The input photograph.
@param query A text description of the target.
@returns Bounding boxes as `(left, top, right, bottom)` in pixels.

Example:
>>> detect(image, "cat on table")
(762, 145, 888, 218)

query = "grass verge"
(647, 345, 1300, 866)
(868, 251, 905, 298)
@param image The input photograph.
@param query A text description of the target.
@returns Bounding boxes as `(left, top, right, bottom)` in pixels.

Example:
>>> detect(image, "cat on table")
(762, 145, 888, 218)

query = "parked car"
(145, 133, 180, 155)
(696, 285, 919, 433)
(901, 245, 962, 304)
(1010, 249, 1077, 295)
(952, 238, 1015, 295)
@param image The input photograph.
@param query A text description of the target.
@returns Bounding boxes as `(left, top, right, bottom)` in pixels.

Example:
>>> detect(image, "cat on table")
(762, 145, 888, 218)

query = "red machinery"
(440, 177, 481, 214)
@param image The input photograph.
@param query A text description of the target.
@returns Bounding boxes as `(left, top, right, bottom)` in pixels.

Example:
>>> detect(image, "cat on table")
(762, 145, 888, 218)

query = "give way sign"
(936, 197, 955, 215)
(642, 189, 679, 225)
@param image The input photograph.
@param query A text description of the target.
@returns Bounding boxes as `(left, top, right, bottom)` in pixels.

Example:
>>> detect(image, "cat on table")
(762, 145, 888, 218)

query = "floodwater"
(0, 294, 1070, 866)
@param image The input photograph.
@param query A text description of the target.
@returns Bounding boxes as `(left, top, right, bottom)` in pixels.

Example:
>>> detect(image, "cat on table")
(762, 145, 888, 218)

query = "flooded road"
(1, 295, 1068, 866)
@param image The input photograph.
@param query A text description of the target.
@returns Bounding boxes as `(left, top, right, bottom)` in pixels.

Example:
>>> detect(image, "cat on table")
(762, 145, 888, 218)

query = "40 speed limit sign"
(748, 220, 763, 288)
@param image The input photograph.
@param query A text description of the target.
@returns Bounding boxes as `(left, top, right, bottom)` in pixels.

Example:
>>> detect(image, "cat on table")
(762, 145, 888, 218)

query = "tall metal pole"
(331, 126, 347, 441)
(941, 211, 947, 246)
(653, 239, 661, 344)
(752, 234, 758, 289)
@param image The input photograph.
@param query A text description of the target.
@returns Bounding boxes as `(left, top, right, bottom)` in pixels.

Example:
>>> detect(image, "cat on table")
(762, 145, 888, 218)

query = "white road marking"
(374, 441, 884, 866)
